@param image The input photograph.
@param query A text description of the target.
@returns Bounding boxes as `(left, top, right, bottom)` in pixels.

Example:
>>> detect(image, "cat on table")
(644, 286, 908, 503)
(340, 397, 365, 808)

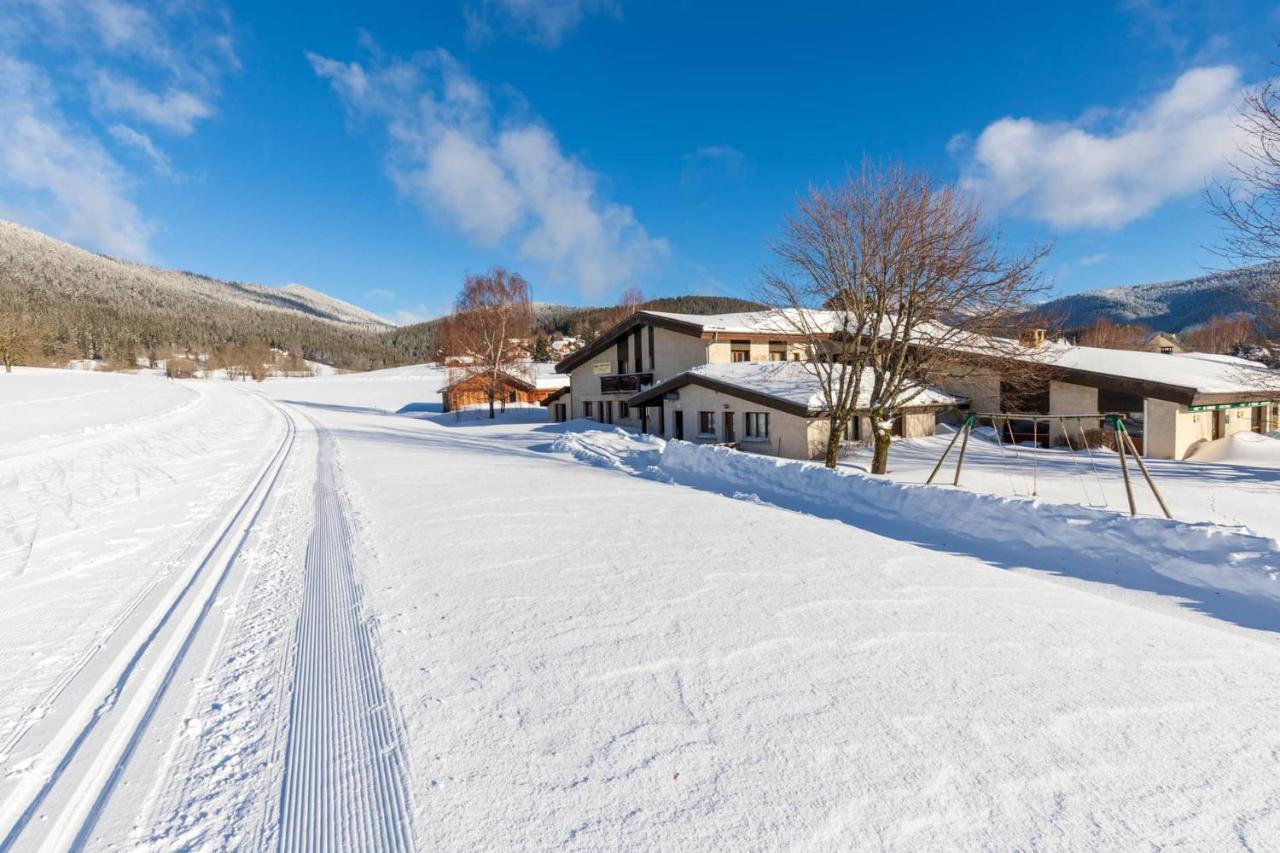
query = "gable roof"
(629, 362, 959, 417)
(554, 311, 707, 374)
(438, 361, 570, 393)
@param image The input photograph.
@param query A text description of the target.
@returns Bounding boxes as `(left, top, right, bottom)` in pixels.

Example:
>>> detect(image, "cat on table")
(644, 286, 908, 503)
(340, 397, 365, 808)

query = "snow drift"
(659, 440, 1280, 602)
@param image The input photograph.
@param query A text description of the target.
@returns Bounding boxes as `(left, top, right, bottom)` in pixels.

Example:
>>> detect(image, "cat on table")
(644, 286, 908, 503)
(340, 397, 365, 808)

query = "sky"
(1, 1, 1278, 323)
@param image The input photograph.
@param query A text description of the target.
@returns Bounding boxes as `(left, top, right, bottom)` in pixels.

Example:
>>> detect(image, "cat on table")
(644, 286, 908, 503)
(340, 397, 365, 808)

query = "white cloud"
(108, 123, 177, 179)
(0, 55, 151, 258)
(681, 144, 751, 186)
(92, 72, 212, 135)
(0, 0, 236, 258)
(956, 65, 1247, 230)
(310, 44, 667, 296)
(464, 0, 619, 47)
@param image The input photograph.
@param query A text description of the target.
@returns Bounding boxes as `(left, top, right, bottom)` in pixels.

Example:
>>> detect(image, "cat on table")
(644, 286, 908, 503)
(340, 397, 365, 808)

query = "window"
(792, 352, 802, 361)
(698, 411, 716, 434)
(507, 390, 517, 403)
(768, 341, 787, 362)
(1160, 346, 1174, 355)
(730, 340, 750, 363)
(619, 402, 630, 419)
(583, 401, 593, 419)
(617, 337, 629, 374)
(745, 412, 770, 439)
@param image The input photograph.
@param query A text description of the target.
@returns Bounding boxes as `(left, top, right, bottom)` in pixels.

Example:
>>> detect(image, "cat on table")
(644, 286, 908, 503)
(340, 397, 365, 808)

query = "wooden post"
(1031, 418, 1039, 497)
(926, 414, 970, 485)
(952, 418, 974, 487)
(1113, 416, 1138, 517)
(1122, 427, 1173, 520)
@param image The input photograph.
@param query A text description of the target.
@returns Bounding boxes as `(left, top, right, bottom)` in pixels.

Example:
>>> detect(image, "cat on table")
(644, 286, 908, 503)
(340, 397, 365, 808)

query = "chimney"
(1018, 328, 1047, 349)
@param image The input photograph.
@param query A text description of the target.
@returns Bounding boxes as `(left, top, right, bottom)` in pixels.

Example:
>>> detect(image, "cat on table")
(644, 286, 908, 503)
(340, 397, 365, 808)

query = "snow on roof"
(1036, 344, 1280, 395)
(525, 361, 571, 390)
(438, 361, 569, 392)
(646, 308, 1280, 396)
(687, 362, 958, 412)
(643, 309, 847, 335)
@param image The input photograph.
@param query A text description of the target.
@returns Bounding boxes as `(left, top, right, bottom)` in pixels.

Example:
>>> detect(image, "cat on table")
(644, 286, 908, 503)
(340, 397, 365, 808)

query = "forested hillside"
(0, 220, 765, 371)
(1032, 263, 1278, 332)
(0, 220, 407, 369)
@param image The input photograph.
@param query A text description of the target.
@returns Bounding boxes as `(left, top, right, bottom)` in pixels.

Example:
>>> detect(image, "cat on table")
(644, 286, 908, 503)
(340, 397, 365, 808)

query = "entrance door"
(1253, 406, 1264, 434)
(604, 401, 613, 424)
(673, 411, 684, 440)
(1213, 410, 1224, 441)
(723, 411, 736, 442)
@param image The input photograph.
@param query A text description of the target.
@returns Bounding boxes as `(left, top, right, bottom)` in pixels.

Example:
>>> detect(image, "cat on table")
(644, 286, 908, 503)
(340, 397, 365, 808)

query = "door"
(723, 411, 736, 442)
(604, 401, 613, 424)
(1213, 410, 1224, 441)
(673, 411, 684, 440)
(1253, 406, 1264, 434)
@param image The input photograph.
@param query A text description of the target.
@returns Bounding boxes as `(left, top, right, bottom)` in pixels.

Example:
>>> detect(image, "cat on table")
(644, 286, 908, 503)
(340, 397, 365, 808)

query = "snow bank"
(1188, 432, 1280, 467)
(660, 440, 1280, 601)
(550, 427, 670, 480)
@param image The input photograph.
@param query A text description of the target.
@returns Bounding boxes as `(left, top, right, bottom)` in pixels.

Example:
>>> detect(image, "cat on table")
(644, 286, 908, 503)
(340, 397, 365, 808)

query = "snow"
(687, 361, 958, 410)
(1040, 342, 1280, 395)
(1188, 431, 1280, 466)
(647, 307, 1280, 396)
(4, 364, 1280, 849)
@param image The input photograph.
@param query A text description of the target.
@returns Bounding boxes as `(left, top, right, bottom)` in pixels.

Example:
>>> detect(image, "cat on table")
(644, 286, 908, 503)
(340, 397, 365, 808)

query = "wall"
(1145, 399, 1180, 459)
(1048, 380, 1099, 445)
(664, 383, 816, 459)
(901, 412, 936, 438)
(929, 365, 1001, 413)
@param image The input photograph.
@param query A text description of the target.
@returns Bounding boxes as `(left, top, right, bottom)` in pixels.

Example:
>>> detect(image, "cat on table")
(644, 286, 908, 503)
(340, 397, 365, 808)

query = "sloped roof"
(630, 362, 959, 417)
(438, 361, 570, 393)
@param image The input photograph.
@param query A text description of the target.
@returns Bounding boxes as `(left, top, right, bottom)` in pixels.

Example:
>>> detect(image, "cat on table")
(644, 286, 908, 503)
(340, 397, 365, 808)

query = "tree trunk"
(870, 429, 892, 474)
(488, 391, 496, 419)
(823, 416, 842, 469)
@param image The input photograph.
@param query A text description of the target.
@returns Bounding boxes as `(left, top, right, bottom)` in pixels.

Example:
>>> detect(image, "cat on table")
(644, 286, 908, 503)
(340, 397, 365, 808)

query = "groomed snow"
(4, 364, 1280, 849)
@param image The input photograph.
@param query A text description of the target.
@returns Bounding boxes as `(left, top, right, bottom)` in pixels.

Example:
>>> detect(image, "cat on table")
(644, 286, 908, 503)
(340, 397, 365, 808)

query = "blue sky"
(1, 1, 1276, 322)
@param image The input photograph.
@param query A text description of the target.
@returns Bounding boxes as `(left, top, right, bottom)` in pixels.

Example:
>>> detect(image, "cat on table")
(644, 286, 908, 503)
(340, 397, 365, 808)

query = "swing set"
(926, 411, 1173, 519)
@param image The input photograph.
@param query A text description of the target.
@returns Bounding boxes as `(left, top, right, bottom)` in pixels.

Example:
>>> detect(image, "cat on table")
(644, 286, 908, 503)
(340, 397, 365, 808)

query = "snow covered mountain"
(0, 219, 392, 330)
(1036, 263, 1278, 331)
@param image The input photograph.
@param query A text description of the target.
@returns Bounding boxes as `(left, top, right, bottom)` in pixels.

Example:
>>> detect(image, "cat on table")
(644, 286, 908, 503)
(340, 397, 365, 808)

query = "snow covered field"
(2, 366, 1280, 849)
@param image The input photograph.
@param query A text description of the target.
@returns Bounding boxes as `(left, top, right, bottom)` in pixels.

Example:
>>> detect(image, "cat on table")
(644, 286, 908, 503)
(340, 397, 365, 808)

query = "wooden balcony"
(599, 372, 653, 394)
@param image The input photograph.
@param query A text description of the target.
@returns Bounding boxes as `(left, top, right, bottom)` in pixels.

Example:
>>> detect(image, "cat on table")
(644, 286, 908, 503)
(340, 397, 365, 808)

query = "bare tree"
(1208, 77, 1280, 352)
(440, 268, 534, 419)
(1077, 317, 1149, 350)
(0, 306, 38, 373)
(1181, 313, 1260, 354)
(758, 188, 878, 469)
(760, 163, 1049, 473)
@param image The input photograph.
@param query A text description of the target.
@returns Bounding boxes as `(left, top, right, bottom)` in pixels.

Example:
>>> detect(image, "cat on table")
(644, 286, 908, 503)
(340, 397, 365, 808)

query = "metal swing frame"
(926, 411, 1173, 519)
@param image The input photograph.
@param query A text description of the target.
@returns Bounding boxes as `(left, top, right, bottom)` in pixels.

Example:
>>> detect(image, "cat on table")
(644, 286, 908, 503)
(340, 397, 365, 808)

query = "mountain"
(0, 218, 763, 370)
(0, 220, 391, 330)
(0, 219, 407, 369)
(1034, 263, 1279, 332)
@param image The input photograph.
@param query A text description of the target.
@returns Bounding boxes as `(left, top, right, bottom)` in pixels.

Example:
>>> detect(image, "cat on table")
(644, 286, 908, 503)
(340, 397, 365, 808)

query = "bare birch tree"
(760, 163, 1049, 473)
(440, 268, 534, 419)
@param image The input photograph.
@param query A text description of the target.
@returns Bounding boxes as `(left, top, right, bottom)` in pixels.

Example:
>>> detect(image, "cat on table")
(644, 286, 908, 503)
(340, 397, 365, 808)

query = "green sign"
(1187, 400, 1274, 413)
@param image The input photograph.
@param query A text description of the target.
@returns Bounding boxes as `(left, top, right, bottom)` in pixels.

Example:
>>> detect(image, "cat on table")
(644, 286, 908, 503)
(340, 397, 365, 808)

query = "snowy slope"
(6, 367, 1280, 850)
(0, 219, 392, 330)
(1034, 263, 1278, 331)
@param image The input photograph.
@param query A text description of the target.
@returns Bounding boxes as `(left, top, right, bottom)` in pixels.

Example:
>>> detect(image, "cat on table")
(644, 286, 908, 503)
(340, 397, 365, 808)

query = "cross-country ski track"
(276, 415, 414, 852)
(0, 385, 415, 851)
